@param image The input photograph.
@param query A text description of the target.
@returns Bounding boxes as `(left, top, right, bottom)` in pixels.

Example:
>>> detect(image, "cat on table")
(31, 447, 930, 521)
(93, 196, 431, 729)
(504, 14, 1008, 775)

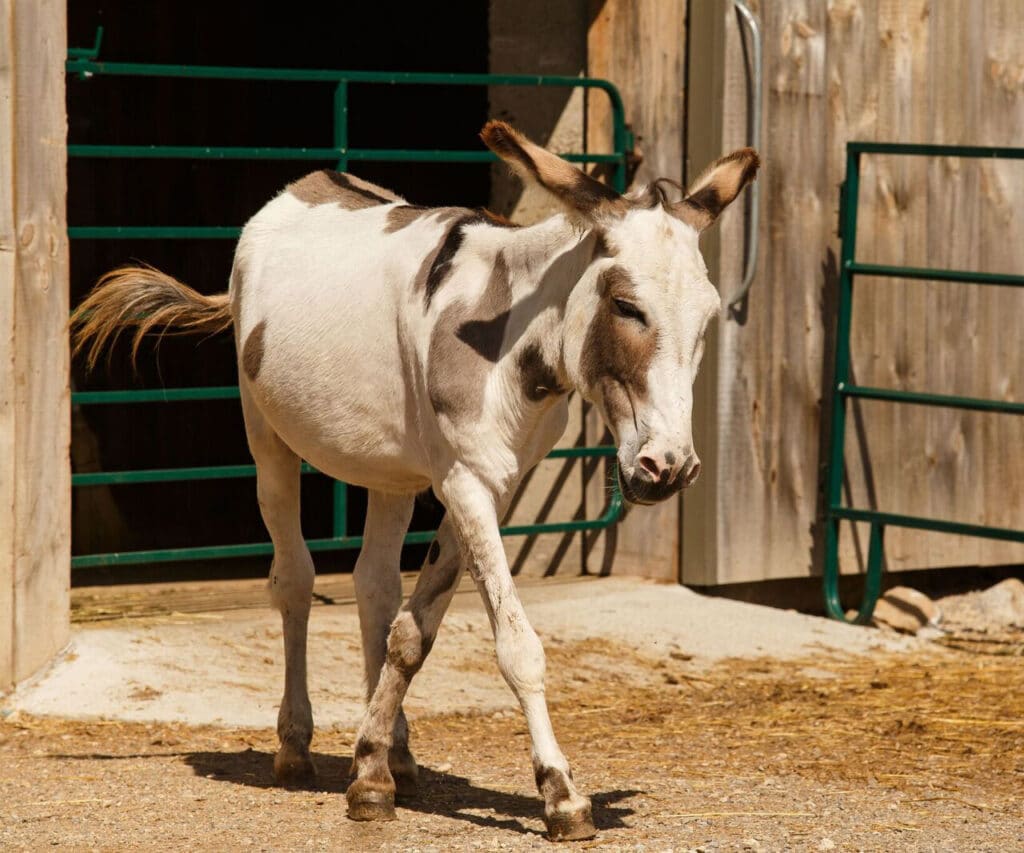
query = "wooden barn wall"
(0, 0, 70, 688)
(688, 0, 1024, 585)
(490, 0, 687, 580)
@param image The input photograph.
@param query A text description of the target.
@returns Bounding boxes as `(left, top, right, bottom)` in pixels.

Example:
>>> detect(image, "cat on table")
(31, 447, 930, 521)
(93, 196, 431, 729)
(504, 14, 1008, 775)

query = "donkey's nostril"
(684, 460, 702, 485)
(637, 455, 662, 480)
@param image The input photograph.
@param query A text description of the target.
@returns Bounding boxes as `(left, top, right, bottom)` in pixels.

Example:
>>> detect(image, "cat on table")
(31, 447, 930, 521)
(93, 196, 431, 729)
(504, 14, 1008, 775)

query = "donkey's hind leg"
(241, 387, 317, 787)
(347, 516, 464, 821)
(352, 490, 417, 797)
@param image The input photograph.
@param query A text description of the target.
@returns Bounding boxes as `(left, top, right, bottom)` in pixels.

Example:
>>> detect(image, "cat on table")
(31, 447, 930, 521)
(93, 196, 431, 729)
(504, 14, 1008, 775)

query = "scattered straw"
(907, 796, 995, 812)
(665, 811, 814, 819)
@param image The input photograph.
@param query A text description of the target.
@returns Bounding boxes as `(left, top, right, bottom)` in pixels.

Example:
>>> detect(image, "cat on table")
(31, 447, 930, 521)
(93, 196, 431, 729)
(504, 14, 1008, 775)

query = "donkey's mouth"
(616, 470, 659, 506)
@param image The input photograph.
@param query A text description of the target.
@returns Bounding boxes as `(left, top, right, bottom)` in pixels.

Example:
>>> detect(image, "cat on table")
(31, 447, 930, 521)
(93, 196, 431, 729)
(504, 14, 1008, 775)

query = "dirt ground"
(3, 636, 1022, 852)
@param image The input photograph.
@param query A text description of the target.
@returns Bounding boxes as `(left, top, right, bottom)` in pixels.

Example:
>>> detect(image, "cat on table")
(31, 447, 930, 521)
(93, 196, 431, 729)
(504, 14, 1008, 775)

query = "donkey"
(73, 121, 758, 840)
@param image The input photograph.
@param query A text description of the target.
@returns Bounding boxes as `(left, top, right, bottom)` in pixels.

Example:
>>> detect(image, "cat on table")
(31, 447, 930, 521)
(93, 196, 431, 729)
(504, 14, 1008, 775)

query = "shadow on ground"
(185, 749, 638, 836)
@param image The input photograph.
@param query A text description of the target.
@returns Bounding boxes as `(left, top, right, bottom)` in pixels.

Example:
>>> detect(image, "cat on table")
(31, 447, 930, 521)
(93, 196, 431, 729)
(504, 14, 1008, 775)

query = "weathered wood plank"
(692, 0, 831, 584)
(486, 1, 591, 578)
(0, 1, 15, 685)
(681, 0, 729, 585)
(0, 0, 70, 689)
(975, 2, 1024, 566)
(586, 0, 687, 581)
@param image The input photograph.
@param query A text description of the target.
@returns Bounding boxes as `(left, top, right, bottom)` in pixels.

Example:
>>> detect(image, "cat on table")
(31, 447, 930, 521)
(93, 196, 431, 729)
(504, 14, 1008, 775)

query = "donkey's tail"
(72, 264, 233, 370)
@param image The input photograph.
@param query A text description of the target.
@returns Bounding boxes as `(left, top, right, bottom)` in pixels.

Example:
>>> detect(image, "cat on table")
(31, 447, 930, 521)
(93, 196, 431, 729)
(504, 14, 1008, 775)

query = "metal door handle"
(730, 0, 762, 312)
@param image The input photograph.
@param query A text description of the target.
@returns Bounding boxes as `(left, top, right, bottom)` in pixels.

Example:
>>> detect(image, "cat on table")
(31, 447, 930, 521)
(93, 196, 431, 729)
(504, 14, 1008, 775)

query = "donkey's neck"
(494, 214, 605, 394)
(502, 214, 598, 289)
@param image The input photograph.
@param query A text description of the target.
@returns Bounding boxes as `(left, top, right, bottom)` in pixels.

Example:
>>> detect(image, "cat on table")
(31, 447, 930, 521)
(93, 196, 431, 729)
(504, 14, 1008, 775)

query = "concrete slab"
(5, 577, 916, 728)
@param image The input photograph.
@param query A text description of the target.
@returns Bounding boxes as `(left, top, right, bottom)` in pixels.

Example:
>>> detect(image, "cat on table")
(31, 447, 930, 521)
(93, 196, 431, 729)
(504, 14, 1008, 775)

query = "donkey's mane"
(635, 177, 688, 209)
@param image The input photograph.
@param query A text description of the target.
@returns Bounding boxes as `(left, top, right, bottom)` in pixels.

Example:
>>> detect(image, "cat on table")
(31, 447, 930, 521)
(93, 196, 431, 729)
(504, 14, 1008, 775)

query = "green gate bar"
(823, 141, 1024, 624)
(71, 448, 623, 569)
(67, 32, 631, 570)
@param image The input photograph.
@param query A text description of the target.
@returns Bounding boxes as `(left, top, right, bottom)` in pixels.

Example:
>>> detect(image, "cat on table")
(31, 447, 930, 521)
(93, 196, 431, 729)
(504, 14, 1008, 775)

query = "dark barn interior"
(68, 1, 491, 584)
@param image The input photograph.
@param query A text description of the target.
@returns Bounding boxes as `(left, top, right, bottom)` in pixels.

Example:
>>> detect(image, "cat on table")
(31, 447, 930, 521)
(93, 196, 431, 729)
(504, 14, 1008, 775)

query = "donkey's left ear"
(481, 120, 628, 221)
(670, 148, 760, 232)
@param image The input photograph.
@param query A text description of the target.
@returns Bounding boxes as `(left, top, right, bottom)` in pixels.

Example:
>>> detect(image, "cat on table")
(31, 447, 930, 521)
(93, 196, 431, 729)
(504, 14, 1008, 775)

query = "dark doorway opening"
(68, 1, 490, 585)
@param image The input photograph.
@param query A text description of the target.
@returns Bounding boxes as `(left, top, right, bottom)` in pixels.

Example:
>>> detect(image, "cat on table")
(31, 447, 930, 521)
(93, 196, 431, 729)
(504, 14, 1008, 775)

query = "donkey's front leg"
(443, 466, 596, 842)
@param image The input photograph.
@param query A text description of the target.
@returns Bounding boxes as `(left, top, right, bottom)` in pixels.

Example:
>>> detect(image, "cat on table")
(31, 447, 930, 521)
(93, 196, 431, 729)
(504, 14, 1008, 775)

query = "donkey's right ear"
(481, 121, 628, 221)
(669, 147, 760, 232)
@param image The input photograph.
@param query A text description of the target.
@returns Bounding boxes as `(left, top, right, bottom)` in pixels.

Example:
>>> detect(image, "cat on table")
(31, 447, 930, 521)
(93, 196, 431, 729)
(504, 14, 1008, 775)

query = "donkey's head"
(482, 121, 758, 505)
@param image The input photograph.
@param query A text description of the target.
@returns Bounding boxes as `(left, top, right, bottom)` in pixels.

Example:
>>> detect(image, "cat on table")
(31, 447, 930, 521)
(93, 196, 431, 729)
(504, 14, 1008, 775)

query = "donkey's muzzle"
(618, 454, 700, 505)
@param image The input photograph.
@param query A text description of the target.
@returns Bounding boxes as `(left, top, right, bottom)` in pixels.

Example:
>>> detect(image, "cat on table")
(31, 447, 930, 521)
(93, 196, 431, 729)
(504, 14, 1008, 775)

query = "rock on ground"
(871, 585, 941, 635)
(939, 577, 1024, 632)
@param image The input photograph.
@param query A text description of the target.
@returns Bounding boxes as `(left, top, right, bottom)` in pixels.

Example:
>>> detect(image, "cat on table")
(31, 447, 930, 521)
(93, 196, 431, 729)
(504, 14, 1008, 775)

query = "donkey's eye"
(612, 298, 647, 325)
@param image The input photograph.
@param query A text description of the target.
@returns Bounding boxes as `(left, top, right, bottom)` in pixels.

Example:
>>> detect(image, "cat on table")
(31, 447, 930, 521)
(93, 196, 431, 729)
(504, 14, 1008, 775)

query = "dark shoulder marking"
(516, 342, 566, 402)
(454, 251, 512, 362)
(424, 214, 478, 306)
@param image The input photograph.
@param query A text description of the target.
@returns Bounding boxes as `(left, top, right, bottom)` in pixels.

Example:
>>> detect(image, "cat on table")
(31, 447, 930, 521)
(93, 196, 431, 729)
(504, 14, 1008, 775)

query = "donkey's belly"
(249, 342, 431, 493)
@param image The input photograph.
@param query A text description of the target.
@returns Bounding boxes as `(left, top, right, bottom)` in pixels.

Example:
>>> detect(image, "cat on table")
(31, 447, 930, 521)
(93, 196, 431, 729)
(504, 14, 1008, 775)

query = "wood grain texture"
(486, 1, 591, 578)
(693, 0, 1024, 584)
(681, 1, 728, 585)
(0, 0, 70, 688)
(488, 0, 588, 225)
(585, 0, 687, 581)
(836, 0, 1024, 573)
(587, 0, 687, 185)
(0, 0, 15, 686)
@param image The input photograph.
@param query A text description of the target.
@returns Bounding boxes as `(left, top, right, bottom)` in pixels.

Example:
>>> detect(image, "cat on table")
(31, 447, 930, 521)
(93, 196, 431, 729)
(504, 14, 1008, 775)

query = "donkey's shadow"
(185, 749, 637, 836)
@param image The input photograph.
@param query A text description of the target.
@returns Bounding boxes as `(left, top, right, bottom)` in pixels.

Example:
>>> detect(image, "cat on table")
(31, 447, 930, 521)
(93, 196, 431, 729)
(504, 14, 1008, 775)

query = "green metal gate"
(67, 29, 631, 571)
(824, 141, 1024, 623)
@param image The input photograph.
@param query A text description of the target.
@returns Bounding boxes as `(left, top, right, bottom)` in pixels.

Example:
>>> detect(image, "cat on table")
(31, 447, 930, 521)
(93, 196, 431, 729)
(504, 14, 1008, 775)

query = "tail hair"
(72, 264, 233, 370)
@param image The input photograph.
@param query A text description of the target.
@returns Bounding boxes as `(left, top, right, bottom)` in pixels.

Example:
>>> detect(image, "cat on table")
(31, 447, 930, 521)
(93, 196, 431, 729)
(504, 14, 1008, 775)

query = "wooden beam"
(0, 0, 70, 690)
(681, 0, 728, 586)
(586, 0, 688, 581)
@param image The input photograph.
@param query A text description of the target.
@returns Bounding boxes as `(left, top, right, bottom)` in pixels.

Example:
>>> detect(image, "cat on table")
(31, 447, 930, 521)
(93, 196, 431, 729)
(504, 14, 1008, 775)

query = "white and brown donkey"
(74, 122, 758, 840)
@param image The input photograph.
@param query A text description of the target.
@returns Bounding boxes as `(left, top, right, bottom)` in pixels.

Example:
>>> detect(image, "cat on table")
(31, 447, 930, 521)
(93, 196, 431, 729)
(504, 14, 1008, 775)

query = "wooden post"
(680, 1, 729, 586)
(0, 0, 70, 691)
(586, 0, 688, 581)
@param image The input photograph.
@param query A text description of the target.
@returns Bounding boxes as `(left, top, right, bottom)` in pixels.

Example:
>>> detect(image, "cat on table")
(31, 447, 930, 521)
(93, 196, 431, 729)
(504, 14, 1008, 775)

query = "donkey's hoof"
(273, 744, 317, 788)
(389, 747, 420, 800)
(346, 780, 397, 821)
(545, 805, 597, 842)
